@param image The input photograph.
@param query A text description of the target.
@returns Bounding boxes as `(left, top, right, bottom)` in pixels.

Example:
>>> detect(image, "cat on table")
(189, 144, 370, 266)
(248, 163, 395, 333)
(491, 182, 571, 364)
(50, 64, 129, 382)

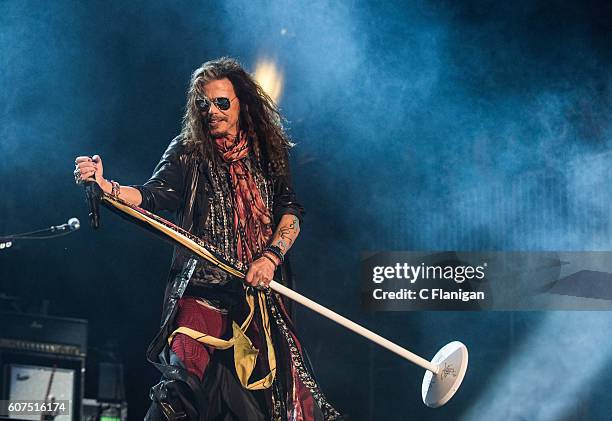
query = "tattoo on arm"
(274, 239, 288, 252)
(289, 216, 299, 232)
(273, 216, 300, 254)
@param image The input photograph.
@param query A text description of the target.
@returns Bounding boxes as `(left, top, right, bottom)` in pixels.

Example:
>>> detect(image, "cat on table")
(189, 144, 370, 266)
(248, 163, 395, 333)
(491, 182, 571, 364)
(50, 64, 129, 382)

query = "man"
(74, 57, 340, 420)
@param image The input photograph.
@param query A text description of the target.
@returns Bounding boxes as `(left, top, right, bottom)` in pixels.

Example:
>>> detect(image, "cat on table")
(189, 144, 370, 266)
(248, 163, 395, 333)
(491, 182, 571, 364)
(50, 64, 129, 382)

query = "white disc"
(421, 341, 468, 408)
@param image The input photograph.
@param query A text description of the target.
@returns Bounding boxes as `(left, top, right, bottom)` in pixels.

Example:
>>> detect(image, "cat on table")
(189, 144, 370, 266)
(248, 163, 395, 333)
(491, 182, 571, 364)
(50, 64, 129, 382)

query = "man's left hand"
(245, 256, 276, 289)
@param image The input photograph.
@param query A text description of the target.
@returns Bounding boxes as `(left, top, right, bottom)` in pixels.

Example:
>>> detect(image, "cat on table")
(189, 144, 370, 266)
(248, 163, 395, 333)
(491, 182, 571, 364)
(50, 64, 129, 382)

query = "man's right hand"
(74, 155, 111, 193)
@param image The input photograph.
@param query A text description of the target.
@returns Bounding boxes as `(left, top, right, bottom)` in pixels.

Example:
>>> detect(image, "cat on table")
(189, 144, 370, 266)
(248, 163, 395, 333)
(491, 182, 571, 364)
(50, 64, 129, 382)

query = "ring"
(73, 169, 82, 184)
(258, 280, 267, 289)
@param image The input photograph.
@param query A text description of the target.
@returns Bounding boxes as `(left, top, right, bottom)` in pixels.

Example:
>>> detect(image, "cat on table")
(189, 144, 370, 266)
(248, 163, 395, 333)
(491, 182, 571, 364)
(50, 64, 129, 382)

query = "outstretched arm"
(75, 155, 143, 206)
(75, 137, 186, 212)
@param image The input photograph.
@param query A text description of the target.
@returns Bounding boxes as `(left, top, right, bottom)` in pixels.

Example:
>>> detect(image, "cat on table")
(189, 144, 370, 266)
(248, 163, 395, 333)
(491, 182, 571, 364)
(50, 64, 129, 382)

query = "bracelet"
(110, 180, 121, 198)
(264, 245, 284, 264)
(261, 253, 279, 267)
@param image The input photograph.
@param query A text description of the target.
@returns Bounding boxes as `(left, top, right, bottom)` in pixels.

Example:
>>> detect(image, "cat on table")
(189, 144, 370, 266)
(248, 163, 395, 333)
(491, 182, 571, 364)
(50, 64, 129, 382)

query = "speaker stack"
(0, 312, 87, 421)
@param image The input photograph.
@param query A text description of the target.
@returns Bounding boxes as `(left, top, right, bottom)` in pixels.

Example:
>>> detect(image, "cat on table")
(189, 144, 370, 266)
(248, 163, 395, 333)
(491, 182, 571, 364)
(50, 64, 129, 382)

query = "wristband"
(264, 245, 284, 264)
(261, 253, 279, 267)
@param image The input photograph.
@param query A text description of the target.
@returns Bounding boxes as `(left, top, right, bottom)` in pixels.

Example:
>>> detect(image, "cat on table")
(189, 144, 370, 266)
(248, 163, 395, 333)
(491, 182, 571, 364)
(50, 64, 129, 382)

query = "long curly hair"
(181, 57, 294, 176)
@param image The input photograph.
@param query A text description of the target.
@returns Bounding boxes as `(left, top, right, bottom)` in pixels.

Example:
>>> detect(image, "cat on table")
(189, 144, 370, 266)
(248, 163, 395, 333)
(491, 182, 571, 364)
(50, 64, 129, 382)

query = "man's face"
(201, 78, 240, 138)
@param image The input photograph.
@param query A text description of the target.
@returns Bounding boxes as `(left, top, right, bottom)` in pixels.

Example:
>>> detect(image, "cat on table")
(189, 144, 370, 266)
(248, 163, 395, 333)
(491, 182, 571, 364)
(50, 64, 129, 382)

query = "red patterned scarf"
(214, 132, 273, 264)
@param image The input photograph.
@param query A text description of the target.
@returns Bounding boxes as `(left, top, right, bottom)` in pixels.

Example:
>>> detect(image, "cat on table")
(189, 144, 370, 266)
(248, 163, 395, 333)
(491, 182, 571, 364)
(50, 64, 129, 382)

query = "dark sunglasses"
(195, 96, 236, 112)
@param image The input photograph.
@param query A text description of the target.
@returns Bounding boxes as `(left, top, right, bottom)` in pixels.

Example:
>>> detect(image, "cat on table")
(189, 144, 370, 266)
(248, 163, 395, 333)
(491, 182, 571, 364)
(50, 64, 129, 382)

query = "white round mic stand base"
(421, 341, 469, 408)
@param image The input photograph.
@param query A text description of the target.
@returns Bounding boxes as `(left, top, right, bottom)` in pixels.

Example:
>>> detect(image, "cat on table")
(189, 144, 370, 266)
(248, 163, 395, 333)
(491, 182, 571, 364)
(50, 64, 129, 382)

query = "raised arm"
(73, 136, 186, 213)
(74, 155, 143, 205)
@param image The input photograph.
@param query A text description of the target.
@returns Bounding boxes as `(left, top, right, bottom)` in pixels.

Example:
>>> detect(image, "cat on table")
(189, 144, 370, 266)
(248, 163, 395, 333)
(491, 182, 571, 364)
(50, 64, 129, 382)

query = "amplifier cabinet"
(0, 312, 87, 421)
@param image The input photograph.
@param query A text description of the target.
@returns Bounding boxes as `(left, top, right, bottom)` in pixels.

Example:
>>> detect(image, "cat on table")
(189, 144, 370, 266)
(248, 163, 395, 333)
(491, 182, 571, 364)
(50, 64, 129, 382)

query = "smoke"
(4, 1, 608, 247)
(461, 312, 612, 421)
(2, 1, 612, 419)
(184, 0, 612, 253)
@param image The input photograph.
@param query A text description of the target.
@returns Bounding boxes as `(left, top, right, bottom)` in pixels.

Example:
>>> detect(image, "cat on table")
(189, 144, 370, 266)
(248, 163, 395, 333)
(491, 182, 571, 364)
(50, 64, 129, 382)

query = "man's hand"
(74, 155, 111, 193)
(245, 255, 278, 289)
(73, 155, 143, 206)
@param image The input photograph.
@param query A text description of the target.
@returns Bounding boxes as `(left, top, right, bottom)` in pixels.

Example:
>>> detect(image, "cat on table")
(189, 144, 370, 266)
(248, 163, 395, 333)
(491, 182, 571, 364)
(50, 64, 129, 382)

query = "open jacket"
(135, 135, 303, 320)
(136, 136, 340, 420)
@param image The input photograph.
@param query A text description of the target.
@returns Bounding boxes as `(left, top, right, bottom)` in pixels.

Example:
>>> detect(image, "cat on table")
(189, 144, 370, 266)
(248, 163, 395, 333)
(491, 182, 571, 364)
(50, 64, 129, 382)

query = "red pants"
(171, 297, 228, 381)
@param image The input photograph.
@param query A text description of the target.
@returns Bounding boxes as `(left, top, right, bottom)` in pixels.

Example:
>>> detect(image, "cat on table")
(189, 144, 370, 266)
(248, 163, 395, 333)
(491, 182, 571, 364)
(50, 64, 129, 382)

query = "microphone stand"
(0, 220, 81, 249)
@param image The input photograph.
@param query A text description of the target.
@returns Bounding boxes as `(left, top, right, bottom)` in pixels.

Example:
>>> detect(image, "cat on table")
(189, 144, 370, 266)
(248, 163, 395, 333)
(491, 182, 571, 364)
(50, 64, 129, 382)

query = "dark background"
(1, 1, 611, 420)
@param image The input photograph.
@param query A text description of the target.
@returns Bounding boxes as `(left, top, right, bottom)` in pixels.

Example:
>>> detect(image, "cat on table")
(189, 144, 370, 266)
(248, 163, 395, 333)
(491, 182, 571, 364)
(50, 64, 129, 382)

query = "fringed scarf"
(212, 131, 341, 420)
(214, 132, 273, 264)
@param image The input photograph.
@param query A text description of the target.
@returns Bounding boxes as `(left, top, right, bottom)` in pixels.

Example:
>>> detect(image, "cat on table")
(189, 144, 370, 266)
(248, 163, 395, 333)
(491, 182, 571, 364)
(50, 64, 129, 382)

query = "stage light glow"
(461, 312, 612, 420)
(253, 59, 284, 104)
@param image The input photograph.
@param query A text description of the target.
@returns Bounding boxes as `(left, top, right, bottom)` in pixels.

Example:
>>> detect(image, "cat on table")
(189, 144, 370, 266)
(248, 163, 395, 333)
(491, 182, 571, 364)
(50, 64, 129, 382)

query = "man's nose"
(209, 102, 224, 115)
(207, 107, 220, 118)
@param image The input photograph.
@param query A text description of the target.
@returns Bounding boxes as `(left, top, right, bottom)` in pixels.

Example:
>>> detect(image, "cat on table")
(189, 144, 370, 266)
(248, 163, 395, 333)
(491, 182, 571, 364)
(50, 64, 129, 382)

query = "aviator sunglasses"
(195, 96, 237, 112)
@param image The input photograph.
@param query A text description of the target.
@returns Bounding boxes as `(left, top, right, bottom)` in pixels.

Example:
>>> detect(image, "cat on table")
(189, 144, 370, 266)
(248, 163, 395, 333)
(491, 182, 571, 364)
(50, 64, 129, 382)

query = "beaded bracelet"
(264, 245, 284, 264)
(110, 180, 121, 198)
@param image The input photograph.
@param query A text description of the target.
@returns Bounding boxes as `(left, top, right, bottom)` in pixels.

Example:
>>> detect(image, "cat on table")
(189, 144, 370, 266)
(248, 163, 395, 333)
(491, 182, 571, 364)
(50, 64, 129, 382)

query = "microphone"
(84, 181, 102, 229)
(68, 217, 81, 230)
(50, 217, 81, 232)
